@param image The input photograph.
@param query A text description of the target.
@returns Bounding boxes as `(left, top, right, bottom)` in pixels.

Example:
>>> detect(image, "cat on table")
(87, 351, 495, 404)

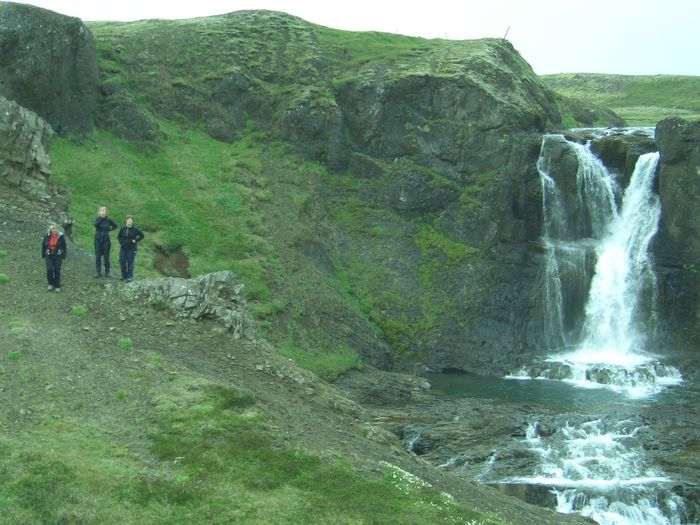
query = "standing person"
(117, 215, 145, 281)
(94, 206, 117, 278)
(42, 223, 67, 292)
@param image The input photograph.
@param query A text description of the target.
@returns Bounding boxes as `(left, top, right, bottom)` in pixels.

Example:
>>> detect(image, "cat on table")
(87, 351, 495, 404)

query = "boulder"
(0, 2, 98, 134)
(590, 132, 657, 187)
(278, 91, 348, 171)
(118, 271, 254, 339)
(334, 366, 431, 406)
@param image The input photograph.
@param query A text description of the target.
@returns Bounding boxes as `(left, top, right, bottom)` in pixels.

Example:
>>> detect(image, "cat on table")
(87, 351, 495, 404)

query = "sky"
(14, 0, 700, 76)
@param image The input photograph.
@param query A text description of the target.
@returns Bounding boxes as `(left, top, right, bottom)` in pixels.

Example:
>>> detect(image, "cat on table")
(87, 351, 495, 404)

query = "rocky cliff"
(654, 118, 700, 356)
(0, 94, 71, 225)
(0, 2, 98, 135)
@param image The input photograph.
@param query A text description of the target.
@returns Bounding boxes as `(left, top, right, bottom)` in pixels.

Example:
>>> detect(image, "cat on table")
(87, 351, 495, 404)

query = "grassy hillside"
(52, 121, 376, 382)
(0, 196, 507, 525)
(50, 12, 638, 386)
(541, 73, 700, 126)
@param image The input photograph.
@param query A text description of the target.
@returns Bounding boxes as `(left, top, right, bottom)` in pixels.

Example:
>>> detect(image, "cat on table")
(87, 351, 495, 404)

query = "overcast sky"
(17, 0, 700, 76)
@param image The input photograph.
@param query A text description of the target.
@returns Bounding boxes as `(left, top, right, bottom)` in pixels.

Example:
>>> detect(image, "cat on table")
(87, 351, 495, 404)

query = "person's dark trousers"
(46, 255, 63, 288)
(119, 248, 137, 279)
(95, 237, 111, 275)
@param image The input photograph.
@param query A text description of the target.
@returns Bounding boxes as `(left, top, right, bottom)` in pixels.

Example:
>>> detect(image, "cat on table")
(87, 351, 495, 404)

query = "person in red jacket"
(41, 223, 67, 292)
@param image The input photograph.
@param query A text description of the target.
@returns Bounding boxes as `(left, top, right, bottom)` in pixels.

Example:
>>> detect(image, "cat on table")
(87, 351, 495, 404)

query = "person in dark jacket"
(94, 206, 118, 278)
(42, 223, 67, 292)
(117, 215, 145, 281)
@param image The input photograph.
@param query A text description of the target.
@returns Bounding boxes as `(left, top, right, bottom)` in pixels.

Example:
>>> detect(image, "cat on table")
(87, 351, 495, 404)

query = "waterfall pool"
(425, 370, 629, 410)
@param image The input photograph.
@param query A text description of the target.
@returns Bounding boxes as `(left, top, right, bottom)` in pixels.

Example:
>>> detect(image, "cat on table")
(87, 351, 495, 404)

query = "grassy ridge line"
(541, 73, 700, 126)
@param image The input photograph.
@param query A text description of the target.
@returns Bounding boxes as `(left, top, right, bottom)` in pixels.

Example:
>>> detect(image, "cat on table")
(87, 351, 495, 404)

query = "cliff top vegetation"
(542, 73, 700, 126)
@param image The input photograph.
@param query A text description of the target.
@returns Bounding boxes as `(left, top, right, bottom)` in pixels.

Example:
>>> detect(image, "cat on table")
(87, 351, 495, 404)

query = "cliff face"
(0, 2, 98, 134)
(654, 118, 700, 351)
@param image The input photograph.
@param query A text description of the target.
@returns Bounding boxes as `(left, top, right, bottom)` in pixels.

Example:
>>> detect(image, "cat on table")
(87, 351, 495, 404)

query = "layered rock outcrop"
(0, 95, 52, 190)
(0, 94, 71, 220)
(0, 2, 98, 134)
(118, 271, 254, 340)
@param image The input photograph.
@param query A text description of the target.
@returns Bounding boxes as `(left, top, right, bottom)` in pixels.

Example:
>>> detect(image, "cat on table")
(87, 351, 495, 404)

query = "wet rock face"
(0, 2, 98, 134)
(564, 128, 658, 190)
(654, 118, 700, 352)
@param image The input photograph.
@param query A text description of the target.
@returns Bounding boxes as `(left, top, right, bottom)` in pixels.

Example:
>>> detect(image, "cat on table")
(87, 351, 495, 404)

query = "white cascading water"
(509, 134, 685, 524)
(521, 420, 685, 525)
(530, 135, 682, 396)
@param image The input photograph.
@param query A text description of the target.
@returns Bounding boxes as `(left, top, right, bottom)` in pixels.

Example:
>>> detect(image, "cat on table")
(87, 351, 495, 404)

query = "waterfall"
(532, 135, 681, 397)
(538, 137, 616, 350)
(507, 133, 686, 524)
(580, 152, 661, 357)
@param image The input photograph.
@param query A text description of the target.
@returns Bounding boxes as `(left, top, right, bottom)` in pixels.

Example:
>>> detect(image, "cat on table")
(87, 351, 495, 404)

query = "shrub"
(0, 274, 10, 283)
(118, 338, 134, 350)
(151, 300, 167, 311)
(71, 306, 88, 316)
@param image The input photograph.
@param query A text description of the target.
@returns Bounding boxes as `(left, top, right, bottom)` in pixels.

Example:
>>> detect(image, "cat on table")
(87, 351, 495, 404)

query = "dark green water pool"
(422, 371, 690, 411)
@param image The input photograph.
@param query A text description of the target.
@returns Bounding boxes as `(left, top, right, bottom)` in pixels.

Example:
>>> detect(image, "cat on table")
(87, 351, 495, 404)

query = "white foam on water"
(514, 420, 684, 524)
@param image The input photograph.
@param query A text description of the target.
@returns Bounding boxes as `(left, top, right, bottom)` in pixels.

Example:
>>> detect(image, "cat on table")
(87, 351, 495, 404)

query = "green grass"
(0, 274, 9, 283)
(71, 305, 88, 317)
(279, 344, 363, 382)
(8, 317, 29, 338)
(542, 73, 700, 126)
(146, 384, 493, 524)
(415, 224, 479, 267)
(0, 382, 498, 524)
(315, 26, 446, 73)
(51, 122, 281, 303)
(0, 249, 7, 257)
(118, 338, 134, 350)
(7, 351, 22, 361)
